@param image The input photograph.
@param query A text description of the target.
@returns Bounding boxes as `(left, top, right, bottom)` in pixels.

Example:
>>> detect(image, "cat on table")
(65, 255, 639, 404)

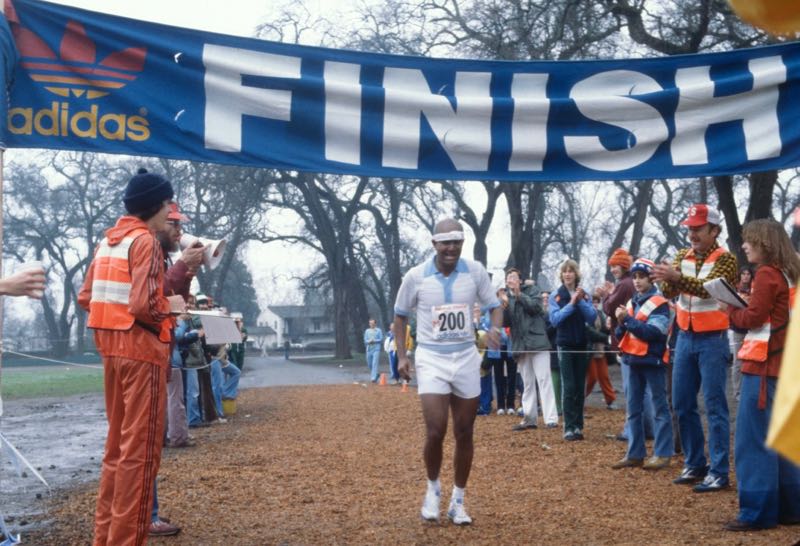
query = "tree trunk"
(713, 175, 745, 264)
(628, 181, 654, 258)
(745, 170, 776, 222)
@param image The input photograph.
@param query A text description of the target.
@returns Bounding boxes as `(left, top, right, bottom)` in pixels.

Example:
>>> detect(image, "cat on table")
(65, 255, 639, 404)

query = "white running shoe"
(420, 488, 440, 521)
(447, 498, 472, 525)
(496, 409, 505, 416)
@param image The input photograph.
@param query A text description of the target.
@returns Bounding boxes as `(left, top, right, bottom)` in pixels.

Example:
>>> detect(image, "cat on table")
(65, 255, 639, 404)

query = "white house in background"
(259, 305, 334, 348)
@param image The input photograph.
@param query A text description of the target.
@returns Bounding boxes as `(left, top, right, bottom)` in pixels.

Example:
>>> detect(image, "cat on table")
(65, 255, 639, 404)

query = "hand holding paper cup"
(1, 261, 46, 298)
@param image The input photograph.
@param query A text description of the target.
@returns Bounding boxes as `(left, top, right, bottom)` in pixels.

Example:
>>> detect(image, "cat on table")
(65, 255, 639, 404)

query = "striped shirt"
(394, 257, 500, 353)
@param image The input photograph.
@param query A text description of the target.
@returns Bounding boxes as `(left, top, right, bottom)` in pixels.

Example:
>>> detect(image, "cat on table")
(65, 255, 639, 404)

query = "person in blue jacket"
(611, 258, 674, 471)
(363, 319, 383, 383)
(548, 259, 597, 441)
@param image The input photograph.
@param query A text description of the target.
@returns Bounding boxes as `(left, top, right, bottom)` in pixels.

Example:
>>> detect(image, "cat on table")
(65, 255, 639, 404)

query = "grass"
(1, 366, 104, 400)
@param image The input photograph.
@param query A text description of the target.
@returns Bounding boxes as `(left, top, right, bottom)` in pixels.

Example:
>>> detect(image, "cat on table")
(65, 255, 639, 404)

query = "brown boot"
(611, 458, 643, 469)
(643, 456, 671, 470)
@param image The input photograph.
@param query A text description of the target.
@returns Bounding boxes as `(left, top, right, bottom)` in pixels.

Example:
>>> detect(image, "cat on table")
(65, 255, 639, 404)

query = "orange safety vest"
(675, 247, 730, 332)
(87, 227, 172, 343)
(618, 295, 670, 364)
(738, 272, 796, 362)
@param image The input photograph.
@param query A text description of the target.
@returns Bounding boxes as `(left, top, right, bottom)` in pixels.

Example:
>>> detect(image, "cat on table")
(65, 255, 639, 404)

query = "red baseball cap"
(167, 202, 188, 222)
(681, 204, 721, 227)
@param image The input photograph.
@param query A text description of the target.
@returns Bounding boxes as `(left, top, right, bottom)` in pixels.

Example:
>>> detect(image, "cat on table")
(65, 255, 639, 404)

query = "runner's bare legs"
(420, 393, 479, 487)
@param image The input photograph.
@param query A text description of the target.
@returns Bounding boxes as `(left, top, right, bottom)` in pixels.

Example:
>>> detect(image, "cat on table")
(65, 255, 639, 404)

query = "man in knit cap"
(79, 168, 183, 546)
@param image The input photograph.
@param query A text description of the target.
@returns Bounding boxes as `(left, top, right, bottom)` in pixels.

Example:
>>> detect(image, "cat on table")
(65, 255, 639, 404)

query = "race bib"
(431, 303, 471, 341)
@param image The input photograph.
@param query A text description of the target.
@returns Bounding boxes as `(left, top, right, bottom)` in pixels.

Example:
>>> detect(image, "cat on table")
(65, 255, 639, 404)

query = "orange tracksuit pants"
(585, 355, 616, 405)
(93, 357, 166, 546)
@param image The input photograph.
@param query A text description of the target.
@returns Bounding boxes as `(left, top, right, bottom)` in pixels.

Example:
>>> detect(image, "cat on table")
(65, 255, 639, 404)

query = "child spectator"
(611, 258, 674, 470)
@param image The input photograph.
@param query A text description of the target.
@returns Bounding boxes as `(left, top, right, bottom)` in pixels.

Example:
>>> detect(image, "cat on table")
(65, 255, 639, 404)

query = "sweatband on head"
(432, 231, 465, 242)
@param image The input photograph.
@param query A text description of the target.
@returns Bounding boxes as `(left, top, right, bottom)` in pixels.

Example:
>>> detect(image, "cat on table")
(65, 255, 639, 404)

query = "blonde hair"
(559, 258, 582, 286)
(742, 219, 800, 282)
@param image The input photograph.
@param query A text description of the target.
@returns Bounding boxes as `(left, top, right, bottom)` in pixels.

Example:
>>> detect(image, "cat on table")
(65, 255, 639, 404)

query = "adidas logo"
(15, 19, 146, 99)
(8, 14, 151, 142)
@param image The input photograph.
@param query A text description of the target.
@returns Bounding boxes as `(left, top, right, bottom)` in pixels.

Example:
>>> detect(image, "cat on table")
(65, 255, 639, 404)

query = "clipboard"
(703, 278, 748, 308)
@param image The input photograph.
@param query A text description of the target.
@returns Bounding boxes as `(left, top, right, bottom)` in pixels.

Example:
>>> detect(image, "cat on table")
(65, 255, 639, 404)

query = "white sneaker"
(447, 498, 472, 525)
(420, 488, 440, 521)
(517, 408, 524, 416)
(496, 409, 505, 416)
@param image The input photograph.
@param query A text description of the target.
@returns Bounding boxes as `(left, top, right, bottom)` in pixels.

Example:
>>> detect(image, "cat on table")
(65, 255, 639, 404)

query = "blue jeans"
(735, 374, 800, 527)
(625, 364, 674, 460)
(389, 351, 399, 381)
(151, 480, 159, 522)
(184, 368, 201, 426)
(478, 370, 493, 414)
(221, 362, 241, 399)
(672, 330, 730, 478)
(620, 360, 654, 439)
(210, 359, 224, 417)
(366, 348, 381, 382)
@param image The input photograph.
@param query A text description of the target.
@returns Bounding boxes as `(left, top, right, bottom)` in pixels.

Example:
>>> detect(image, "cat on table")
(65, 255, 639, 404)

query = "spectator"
(548, 259, 597, 441)
(504, 269, 557, 430)
(724, 219, 800, 531)
(541, 291, 562, 415)
(229, 314, 248, 373)
(363, 318, 383, 383)
(586, 293, 617, 410)
(78, 168, 176, 545)
(729, 265, 754, 401)
(598, 248, 652, 442)
(482, 288, 517, 416)
(176, 315, 203, 428)
(611, 258, 674, 471)
(385, 322, 400, 384)
(474, 305, 493, 416)
(653, 204, 737, 492)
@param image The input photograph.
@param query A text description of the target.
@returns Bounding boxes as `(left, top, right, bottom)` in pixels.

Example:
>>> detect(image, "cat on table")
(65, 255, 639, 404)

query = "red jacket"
(79, 216, 171, 368)
(728, 264, 791, 408)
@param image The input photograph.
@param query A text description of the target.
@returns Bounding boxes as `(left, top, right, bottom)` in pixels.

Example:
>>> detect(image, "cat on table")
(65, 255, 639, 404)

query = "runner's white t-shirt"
(394, 257, 500, 353)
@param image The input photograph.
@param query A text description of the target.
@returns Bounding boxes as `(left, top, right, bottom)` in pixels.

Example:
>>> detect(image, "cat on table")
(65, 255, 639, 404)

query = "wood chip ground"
(27, 384, 800, 545)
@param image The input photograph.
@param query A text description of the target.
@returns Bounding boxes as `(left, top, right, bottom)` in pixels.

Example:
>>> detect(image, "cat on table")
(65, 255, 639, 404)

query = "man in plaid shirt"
(652, 204, 738, 493)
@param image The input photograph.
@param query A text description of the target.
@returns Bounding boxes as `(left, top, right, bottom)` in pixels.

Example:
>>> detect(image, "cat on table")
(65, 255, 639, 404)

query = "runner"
(393, 218, 502, 525)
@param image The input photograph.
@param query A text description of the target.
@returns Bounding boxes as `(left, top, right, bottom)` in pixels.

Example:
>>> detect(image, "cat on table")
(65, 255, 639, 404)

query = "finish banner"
(3, 0, 800, 182)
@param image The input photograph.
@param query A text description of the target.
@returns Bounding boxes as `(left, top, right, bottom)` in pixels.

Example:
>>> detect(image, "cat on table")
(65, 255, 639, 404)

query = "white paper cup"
(18, 260, 45, 298)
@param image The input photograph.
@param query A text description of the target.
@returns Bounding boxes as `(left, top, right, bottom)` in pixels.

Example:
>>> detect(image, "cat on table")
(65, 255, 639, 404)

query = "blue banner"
(4, 0, 800, 181)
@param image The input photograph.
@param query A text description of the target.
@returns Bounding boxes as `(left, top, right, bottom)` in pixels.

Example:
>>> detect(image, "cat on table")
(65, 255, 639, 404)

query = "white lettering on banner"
(382, 68, 493, 171)
(203, 44, 302, 152)
(324, 61, 362, 165)
(671, 55, 786, 165)
(509, 73, 550, 171)
(564, 70, 668, 171)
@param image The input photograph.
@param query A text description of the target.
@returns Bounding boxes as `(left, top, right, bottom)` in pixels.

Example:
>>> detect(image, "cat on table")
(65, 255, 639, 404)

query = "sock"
(427, 479, 441, 495)
(451, 485, 465, 503)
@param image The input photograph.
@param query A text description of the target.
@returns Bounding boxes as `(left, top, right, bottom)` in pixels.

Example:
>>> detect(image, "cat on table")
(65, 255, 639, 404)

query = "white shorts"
(415, 344, 481, 399)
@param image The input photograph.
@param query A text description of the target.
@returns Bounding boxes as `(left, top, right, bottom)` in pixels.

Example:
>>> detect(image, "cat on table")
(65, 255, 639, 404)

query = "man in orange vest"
(78, 168, 183, 546)
(652, 204, 738, 493)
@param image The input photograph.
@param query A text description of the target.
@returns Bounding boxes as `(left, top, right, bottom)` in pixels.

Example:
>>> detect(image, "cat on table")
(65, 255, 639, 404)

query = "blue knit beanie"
(123, 168, 174, 214)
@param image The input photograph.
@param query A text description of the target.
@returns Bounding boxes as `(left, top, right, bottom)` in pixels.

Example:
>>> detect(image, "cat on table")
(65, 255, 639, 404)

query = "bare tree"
(4, 152, 126, 355)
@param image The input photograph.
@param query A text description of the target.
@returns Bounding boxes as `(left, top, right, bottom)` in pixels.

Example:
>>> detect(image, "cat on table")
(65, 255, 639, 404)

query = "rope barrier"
(1, 350, 103, 370)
